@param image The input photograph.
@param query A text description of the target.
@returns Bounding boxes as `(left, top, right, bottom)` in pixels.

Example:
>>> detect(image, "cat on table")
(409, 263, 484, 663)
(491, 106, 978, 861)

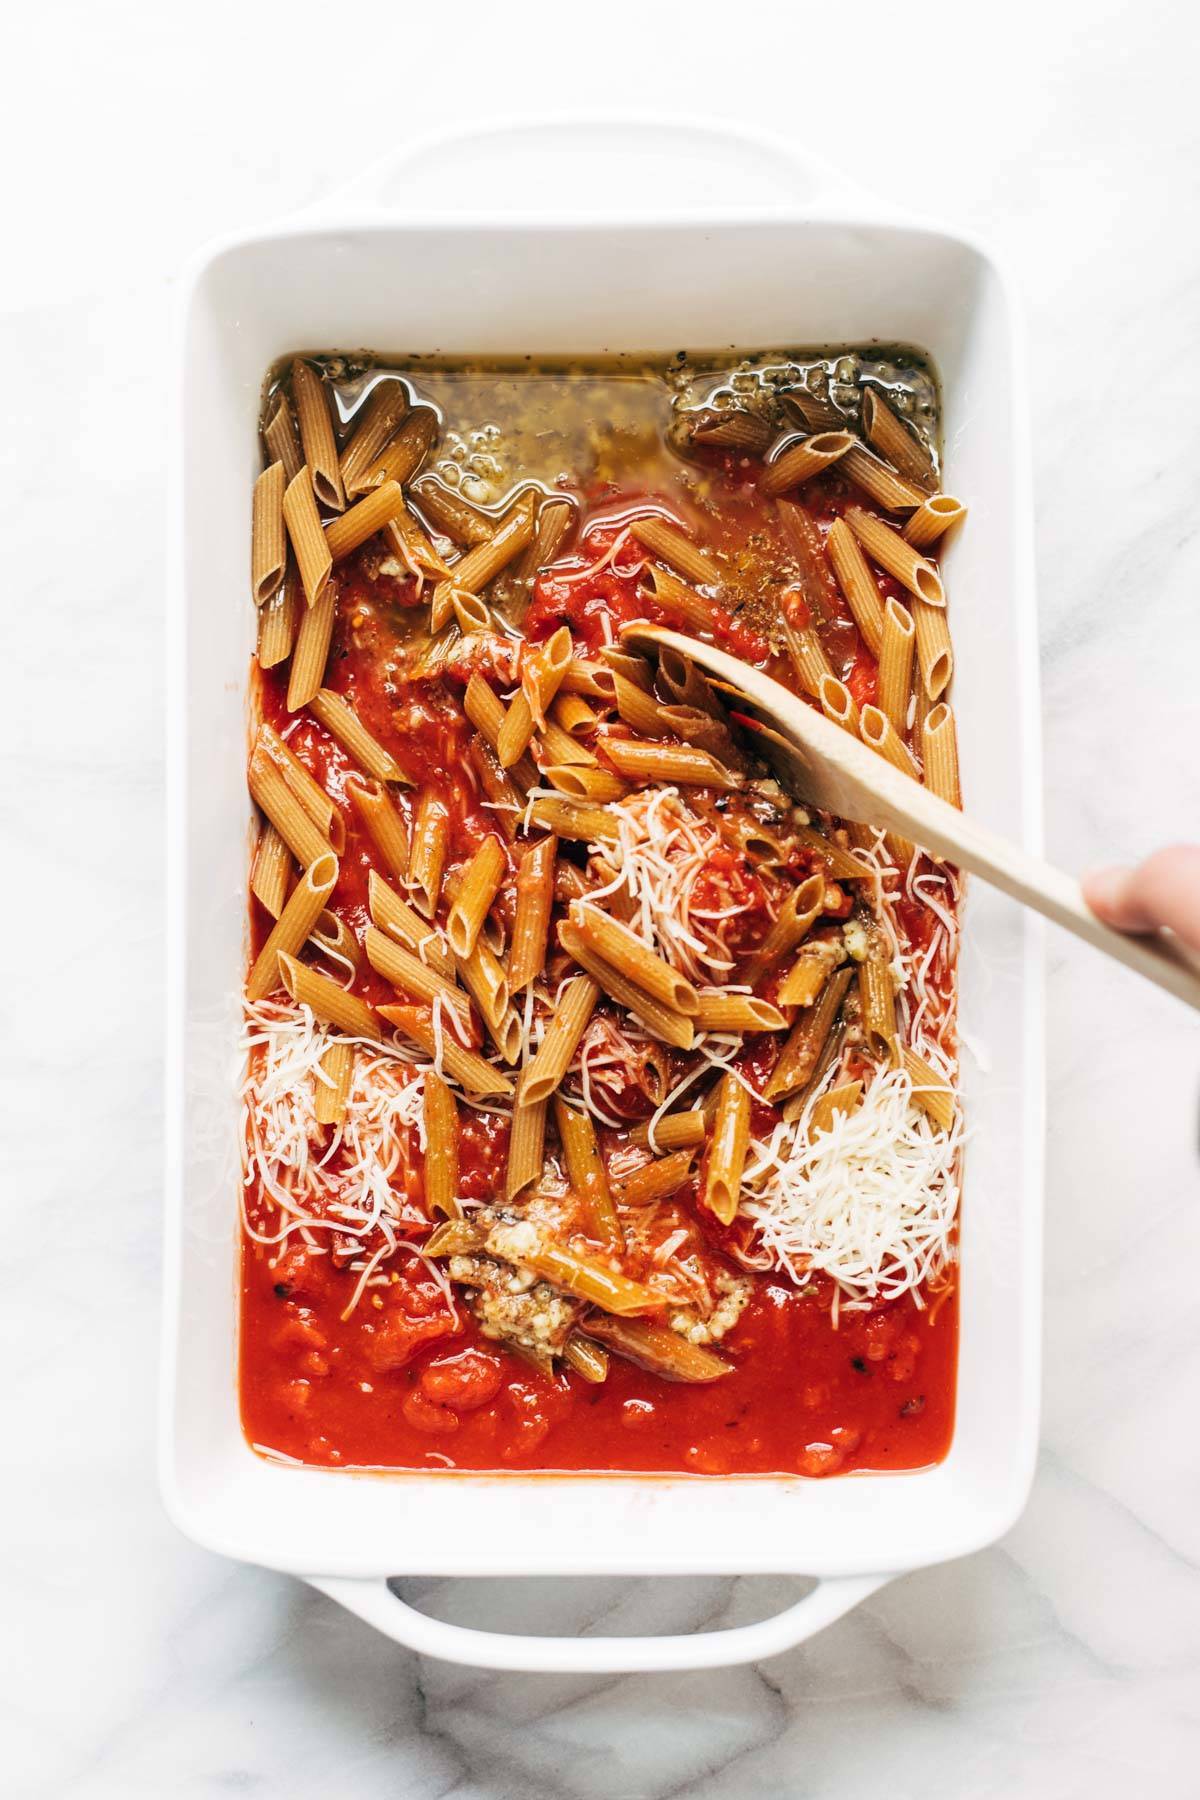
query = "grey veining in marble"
(4, 1, 1200, 1794)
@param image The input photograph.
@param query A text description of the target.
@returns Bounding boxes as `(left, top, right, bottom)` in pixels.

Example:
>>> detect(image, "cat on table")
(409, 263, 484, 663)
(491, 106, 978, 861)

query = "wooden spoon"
(623, 624, 1200, 1013)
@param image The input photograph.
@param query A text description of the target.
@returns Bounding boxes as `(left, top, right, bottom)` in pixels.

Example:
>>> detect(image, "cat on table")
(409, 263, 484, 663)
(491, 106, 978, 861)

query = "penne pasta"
(411, 476, 493, 546)
(808, 1080, 863, 1138)
(860, 950, 898, 1060)
(365, 925, 473, 1031)
(251, 821, 292, 920)
(309, 909, 362, 976)
(554, 1096, 623, 1248)
(694, 993, 786, 1033)
(506, 1068, 548, 1200)
(291, 360, 344, 512)
(912, 595, 955, 699)
(643, 563, 717, 633)
(542, 764, 627, 804)
(467, 736, 525, 841)
(521, 1242, 662, 1317)
(382, 505, 452, 582)
(904, 494, 967, 550)
(562, 1336, 609, 1383)
(758, 430, 854, 499)
(600, 646, 654, 690)
(408, 788, 450, 918)
(839, 444, 927, 513)
(570, 902, 698, 1015)
(739, 871, 826, 986)
(362, 409, 438, 489)
(844, 505, 944, 606)
(282, 466, 333, 608)
(861, 388, 938, 492)
(526, 795, 619, 842)
(877, 597, 916, 736)
(781, 385, 843, 432)
(860, 703, 920, 778)
(514, 495, 575, 584)
(520, 973, 600, 1106)
(248, 746, 333, 869)
(278, 952, 380, 1039)
(825, 518, 885, 657)
(430, 493, 537, 628)
(557, 658, 616, 701)
(703, 1073, 751, 1225)
(257, 724, 340, 844)
(446, 836, 507, 959)
(246, 852, 339, 1002)
(463, 672, 538, 791)
(777, 499, 839, 618)
(422, 1072, 462, 1218)
(585, 1315, 731, 1383)
(367, 870, 455, 980)
(256, 564, 299, 669)
(789, 821, 872, 881)
(689, 408, 775, 452)
(346, 774, 410, 883)
(628, 515, 721, 588)
(307, 687, 406, 784)
(314, 1040, 354, 1127)
(922, 701, 962, 807)
(613, 671, 667, 737)
(285, 581, 337, 711)
(558, 921, 695, 1051)
(323, 480, 406, 563)
(379, 1003, 514, 1098)
(765, 967, 853, 1100)
(250, 462, 286, 605)
(339, 380, 410, 498)
(498, 626, 573, 768)
(550, 692, 599, 738)
(601, 739, 737, 790)
(629, 1110, 707, 1153)
(902, 1046, 956, 1130)
(508, 835, 557, 991)
(612, 1147, 697, 1207)
(818, 674, 861, 738)
(776, 939, 848, 1008)
(263, 391, 303, 484)
(782, 619, 836, 700)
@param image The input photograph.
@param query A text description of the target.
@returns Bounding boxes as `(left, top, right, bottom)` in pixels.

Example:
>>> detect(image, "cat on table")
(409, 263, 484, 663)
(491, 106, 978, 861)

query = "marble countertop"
(6, 1, 1200, 1793)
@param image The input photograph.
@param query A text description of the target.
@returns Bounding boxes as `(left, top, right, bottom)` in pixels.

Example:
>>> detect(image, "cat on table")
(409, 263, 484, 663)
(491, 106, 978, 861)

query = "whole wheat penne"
(839, 444, 926, 513)
(739, 872, 826, 987)
(542, 765, 626, 804)
(422, 1072, 462, 1218)
(775, 939, 847, 1007)
(759, 430, 854, 499)
(430, 494, 536, 625)
(818, 674, 861, 738)
(446, 837, 507, 959)
(861, 388, 938, 492)
(557, 658, 616, 700)
(904, 494, 967, 550)
(263, 392, 303, 483)
(467, 737, 525, 842)
(782, 620, 836, 700)
(628, 516, 720, 588)
(521, 1242, 662, 1317)
(703, 1073, 751, 1225)
(554, 1096, 623, 1248)
(808, 1080, 863, 1138)
(689, 408, 774, 452)
(454, 932, 511, 1031)
(314, 1040, 354, 1127)
(877, 597, 916, 736)
(845, 505, 944, 605)
(860, 950, 898, 1061)
(411, 476, 493, 545)
(251, 462, 286, 605)
(248, 747, 332, 869)
(256, 725, 341, 846)
(694, 993, 786, 1033)
(498, 627, 572, 767)
(379, 1003, 514, 1098)
(779, 1018, 847, 1125)
(514, 495, 575, 584)
(346, 775, 410, 883)
(601, 739, 736, 790)
(309, 910, 362, 976)
(613, 671, 667, 737)
(789, 822, 871, 881)
(781, 385, 843, 432)
(408, 788, 449, 918)
(570, 903, 698, 1015)
(628, 1110, 707, 1153)
(558, 922, 695, 1051)
(912, 595, 954, 699)
(251, 822, 292, 919)
(826, 518, 885, 656)
(643, 563, 717, 633)
(520, 973, 599, 1106)
(526, 796, 619, 842)
(585, 1315, 731, 1382)
(247, 852, 339, 1002)
(256, 565, 299, 669)
(777, 499, 840, 617)
(562, 1336, 610, 1383)
(600, 645, 654, 690)
(860, 704, 920, 778)
(922, 701, 961, 807)
(362, 409, 437, 489)
(286, 581, 336, 711)
(279, 952, 379, 1039)
(291, 361, 344, 511)
(282, 466, 333, 608)
(365, 925, 473, 1028)
(765, 967, 853, 1100)
(508, 836, 557, 991)
(339, 380, 410, 498)
(323, 480, 406, 563)
(368, 870, 455, 978)
(382, 506, 452, 581)
(308, 687, 406, 784)
(551, 692, 599, 738)
(506, 1068, 548, 1200)
(902, 1046, 956, 1130)
(450, 589, 491, 634)
(464, 673, 538, 790)
(612, 1147, 697, 1207)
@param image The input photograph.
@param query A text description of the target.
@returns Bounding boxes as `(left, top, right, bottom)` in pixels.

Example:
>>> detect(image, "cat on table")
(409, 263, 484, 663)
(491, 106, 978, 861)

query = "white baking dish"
(162, 117, 1043, 1672)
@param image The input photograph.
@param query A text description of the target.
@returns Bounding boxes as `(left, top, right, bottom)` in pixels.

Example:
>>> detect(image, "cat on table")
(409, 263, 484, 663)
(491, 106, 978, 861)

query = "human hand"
(1082, 847, 1200, 953)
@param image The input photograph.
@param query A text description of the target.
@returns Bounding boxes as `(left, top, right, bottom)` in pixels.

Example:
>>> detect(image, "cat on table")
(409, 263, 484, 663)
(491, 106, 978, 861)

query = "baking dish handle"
(304, 115, 875, 222)
(306, 1571, 890, 1672)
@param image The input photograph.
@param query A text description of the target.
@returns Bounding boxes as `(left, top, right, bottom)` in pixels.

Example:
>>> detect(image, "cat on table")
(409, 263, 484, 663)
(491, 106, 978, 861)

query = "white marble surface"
(5, 1, 1200, 1793)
